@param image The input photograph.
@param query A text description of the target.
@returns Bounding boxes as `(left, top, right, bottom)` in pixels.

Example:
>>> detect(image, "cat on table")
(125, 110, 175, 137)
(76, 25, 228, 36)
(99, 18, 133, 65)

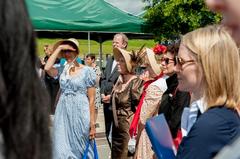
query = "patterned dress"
(92, 66, 102, 109)
(53, 65, 96, 159)
(136, 77, 167, 159)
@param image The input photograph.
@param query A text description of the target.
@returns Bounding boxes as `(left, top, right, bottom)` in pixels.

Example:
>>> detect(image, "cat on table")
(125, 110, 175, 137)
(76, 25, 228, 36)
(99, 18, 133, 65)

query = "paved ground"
(95, 106, 111, 159)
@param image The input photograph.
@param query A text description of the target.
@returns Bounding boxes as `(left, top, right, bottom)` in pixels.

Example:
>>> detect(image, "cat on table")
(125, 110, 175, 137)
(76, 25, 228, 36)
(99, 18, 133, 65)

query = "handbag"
(145, 114, 176, 159)
(83, 139, 99, 159)
(128, 136, 137, 154)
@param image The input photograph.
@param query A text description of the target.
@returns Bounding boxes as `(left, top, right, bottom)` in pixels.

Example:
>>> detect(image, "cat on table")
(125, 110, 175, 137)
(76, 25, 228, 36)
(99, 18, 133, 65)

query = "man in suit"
(100, 33, 128, 148)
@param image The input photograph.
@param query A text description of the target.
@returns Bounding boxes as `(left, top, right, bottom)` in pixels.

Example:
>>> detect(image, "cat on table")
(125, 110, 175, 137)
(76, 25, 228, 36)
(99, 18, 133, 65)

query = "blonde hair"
(182, 25, 240, 110)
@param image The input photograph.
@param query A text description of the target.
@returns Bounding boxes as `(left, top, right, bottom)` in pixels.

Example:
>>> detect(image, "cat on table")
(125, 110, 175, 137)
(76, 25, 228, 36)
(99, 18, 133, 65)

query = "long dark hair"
(0, 0, 51, 159)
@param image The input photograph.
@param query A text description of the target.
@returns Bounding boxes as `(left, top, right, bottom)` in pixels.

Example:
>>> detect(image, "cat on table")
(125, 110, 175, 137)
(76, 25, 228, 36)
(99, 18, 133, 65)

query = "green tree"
(142, 0, 221, 41)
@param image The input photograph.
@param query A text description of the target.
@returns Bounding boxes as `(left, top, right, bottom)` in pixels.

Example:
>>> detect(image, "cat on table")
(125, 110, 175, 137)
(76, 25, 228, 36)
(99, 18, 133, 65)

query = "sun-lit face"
(85, 57, 94, 66)
(160, 52, 175, 76)
(113, 35, 126, 49)
(206, 0, 240, 20)
(116, 56, 129, 75)
(44, 45, 53, 57)
(205, 0, 240, 44)
(174, 44, 204, 93)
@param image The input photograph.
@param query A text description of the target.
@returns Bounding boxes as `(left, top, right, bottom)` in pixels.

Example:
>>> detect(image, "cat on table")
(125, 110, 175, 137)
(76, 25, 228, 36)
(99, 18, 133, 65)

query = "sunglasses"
(175, 56, 195, 66)
(160, 57, 175, 65)
(62, 50, 75, 54)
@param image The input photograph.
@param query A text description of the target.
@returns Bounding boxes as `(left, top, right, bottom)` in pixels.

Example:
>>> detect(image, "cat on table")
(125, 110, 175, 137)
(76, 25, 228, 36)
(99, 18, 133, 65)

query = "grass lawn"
(37, 38, 156, 59)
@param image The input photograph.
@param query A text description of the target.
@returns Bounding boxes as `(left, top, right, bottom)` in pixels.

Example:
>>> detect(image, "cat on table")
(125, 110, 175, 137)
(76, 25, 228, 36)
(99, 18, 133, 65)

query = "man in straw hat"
(100, 33, 128, 148)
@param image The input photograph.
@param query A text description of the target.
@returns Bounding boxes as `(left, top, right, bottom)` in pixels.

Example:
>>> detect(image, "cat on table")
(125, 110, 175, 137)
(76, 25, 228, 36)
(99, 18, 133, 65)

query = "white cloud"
(105, 0, 145, 15)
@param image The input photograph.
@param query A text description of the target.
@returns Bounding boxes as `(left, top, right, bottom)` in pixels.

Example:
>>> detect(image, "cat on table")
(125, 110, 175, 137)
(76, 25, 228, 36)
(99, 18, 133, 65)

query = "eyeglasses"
(160, 57, 175, 65)
(175, 56, 195, 66)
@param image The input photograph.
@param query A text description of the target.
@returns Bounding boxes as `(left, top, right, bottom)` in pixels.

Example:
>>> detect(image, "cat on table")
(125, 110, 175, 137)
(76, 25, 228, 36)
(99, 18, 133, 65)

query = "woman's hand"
(140, 70, 150, 81)
(89, 125, 96, 140)
(102, 94, 111, 103)
(58, 44, 76, 52)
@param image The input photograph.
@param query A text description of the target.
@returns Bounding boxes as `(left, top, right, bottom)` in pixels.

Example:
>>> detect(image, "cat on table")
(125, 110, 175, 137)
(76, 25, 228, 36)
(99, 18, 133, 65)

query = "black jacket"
(100, 56, 119, 95)
(158, 74, 190, 138)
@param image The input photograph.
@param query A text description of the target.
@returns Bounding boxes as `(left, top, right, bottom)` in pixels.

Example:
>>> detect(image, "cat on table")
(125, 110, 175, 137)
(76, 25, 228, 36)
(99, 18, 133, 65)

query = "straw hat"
(53, 38, 79, 54)
(145, 48, 162, 75)
(113, 47, 133, 73)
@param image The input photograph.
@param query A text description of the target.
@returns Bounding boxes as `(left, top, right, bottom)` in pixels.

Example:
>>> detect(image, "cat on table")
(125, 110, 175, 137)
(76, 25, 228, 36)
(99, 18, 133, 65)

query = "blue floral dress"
(53, 64, 96, 159)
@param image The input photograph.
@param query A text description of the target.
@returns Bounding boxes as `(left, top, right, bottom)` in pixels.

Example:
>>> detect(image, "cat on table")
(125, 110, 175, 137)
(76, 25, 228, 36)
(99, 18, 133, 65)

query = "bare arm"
(96, 76, 100, 87)
(44, 44, 76, 77)
(87, 87, 96, 139)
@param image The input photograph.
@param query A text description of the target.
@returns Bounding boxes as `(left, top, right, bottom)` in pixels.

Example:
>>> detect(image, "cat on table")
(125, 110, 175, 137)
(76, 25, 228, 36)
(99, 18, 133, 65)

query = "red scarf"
(129, 73, 163, 137)
(173, 130, 182, 150)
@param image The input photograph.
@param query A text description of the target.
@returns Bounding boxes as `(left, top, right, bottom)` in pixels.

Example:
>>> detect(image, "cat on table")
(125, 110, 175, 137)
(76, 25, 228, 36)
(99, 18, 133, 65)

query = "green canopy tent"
(26, 0, 145, 33)
(25, 0, 152, 67)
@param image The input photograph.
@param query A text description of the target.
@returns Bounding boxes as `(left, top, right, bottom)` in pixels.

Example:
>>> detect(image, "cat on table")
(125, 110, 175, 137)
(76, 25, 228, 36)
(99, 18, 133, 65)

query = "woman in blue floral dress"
(45, 38, 96, 159)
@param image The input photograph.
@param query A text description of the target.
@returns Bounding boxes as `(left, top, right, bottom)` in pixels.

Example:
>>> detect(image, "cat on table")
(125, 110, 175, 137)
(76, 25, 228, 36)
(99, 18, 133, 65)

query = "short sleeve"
(85, 67, 96, 88)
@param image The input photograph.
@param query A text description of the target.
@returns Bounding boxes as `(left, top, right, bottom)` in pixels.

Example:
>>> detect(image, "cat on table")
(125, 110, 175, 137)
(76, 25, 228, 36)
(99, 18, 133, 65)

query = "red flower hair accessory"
(153, 44, 167, 55)
(153, 44, 167, 63)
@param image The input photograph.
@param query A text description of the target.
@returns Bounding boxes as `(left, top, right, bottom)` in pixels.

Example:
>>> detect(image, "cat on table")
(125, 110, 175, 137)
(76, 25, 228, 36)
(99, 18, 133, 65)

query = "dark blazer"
(100, 56, 119, 95)
(177, 106, 240, 159)
(158, 74, 190, 138)
(100, 56, 120, 148)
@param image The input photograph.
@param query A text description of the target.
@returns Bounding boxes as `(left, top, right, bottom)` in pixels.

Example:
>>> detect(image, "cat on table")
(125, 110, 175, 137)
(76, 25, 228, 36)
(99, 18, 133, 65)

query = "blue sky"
(105, 0, 146, 15)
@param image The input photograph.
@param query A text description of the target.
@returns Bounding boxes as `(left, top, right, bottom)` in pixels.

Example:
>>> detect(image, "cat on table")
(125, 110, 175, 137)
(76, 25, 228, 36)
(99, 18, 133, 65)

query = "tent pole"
(88, 32, 91, 53)
(99, 37, 103, 70)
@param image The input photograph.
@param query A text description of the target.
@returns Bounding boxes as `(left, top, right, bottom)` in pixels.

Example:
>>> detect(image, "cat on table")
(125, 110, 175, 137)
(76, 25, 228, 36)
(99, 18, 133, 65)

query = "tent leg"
(88, 32, 91, 53)
(99, 37, 103, 70)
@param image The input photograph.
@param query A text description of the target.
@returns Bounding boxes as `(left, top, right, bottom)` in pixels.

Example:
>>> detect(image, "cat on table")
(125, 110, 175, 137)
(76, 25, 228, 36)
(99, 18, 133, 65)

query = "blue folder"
(145, 114, 176, 159)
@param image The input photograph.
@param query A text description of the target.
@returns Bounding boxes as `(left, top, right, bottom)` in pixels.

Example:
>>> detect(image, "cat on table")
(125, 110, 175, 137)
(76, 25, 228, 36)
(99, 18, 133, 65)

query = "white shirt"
(111, 60, 117, 74)
(181, 97, 206, 137)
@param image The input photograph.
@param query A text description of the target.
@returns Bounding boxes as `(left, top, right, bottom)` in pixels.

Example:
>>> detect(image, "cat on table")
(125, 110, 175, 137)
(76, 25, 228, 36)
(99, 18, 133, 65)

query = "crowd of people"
(1, 0, 240, 159)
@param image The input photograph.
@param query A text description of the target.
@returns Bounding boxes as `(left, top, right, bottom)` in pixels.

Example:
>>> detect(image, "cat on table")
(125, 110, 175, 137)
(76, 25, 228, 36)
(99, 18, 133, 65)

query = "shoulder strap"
(82, 140, 90, 159)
